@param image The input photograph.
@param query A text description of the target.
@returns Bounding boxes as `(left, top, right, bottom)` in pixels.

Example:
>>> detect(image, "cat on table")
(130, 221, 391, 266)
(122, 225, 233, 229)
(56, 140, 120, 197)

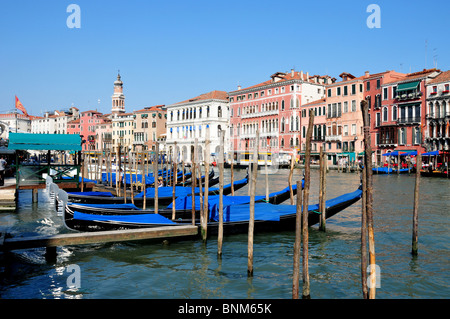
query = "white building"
(165, 90, 229, 163)
(425, 70, 450, 151)
(31, 107, 79, 134)
(0, 112, 31, 139)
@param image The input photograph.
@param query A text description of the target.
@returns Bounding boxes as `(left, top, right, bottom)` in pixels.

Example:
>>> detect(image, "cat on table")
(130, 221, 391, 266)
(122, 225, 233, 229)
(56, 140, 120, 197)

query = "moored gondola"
(63, 183, 361, 235)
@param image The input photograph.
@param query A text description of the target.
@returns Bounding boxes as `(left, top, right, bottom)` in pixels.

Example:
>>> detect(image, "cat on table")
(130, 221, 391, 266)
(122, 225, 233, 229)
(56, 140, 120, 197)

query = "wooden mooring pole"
(202, 127, 210, 241)
(361, 100, 376, 299)
(302, 109, 314, 299)
(191, 140, 196, 225)
(154, 143, 159, 214)
(218, 130, 225, 257)
(319, 146, 327, 232)
(172, 142, 178, 220)
(412, 152, 422, 256)
(292, 180, 303, 299)
(247, 130, 259, 277)
(288, 150, 295, 205)
(361, 163, 368, 299)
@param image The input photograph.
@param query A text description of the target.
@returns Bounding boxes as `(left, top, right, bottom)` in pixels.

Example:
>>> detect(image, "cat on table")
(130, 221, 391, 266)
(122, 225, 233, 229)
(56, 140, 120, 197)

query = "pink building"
(324, 73, 365, 165)
(362, 70, 406, 165)
(375, 68, 441, 164)
(67, 118, 80, 135)
(228, 70, 334, 165)
(79, 110, 107, 151)
(299, 97, 326, 162)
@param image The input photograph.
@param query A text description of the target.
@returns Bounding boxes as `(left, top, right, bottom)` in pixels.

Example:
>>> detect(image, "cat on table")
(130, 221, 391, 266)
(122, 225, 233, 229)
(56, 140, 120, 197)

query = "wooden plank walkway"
(1, 225, 199, 252)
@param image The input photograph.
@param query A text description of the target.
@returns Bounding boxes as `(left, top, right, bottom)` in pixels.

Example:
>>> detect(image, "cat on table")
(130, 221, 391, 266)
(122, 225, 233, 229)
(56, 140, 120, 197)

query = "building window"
(351, 84, 356, 95)
(377, 79, 381, 89)
(343, 86, 348, 96)
(383, 87, 388, 100)
(352, 100, 356, 112)
(327, 89, 331, 97)
(383, 107, 388, 122)
(351, 124, 356, 135)
(337, 87, 341, 96)
(366, 81, 370, 91)
(392, 106, 398, 121)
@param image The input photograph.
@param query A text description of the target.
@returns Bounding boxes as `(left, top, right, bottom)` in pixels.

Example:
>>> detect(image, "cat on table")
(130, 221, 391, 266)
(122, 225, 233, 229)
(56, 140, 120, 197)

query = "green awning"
(8, 133, 82, 151)
(397, 81, 420, 92)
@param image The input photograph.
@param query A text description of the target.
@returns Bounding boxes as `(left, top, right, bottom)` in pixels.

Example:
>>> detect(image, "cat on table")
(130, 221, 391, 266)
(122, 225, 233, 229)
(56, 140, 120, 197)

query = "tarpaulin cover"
(68, 202, 140, 210)
(68, 191, 114, 197)
(73, 211, 176, 224)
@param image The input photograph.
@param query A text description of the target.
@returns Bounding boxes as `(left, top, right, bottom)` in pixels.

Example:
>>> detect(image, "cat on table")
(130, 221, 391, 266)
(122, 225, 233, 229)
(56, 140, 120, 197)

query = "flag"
(15, 96, 29, 116)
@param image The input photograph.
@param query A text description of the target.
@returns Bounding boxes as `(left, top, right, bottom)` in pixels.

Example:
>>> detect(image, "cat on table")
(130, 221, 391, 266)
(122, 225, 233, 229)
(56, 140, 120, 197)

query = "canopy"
(8, 133, 82, 151)
(397, 81, 420, 92)
(422, 150, 442, 156)
(382, 150, 417, 157)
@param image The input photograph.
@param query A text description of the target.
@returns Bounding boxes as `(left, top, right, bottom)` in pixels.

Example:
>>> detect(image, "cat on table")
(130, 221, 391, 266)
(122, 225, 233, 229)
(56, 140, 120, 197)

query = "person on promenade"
(0, 157, 7, 186)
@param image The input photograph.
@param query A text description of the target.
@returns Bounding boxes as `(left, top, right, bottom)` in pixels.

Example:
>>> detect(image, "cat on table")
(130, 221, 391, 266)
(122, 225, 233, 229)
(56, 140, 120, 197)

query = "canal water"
(0, 168, 449, 299)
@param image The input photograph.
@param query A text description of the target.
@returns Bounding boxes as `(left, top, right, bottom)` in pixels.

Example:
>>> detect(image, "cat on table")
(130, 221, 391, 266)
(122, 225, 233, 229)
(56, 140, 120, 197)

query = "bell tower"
(111, 71, 125, 114)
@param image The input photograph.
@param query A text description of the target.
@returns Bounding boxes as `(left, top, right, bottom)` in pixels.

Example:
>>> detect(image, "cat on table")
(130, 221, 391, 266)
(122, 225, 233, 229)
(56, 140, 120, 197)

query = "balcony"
(325, 135, 342, 142)
(397, 117, 421, 125)
(241, 110, 278, 119)
(395, 91, 422, 101)
(312, 136, 325, 142)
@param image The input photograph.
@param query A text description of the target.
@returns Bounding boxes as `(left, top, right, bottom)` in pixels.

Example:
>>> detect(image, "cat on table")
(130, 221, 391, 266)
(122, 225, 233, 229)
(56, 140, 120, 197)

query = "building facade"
(79, 110, 107, 151)
(323, 73, 366, 165)
(425, 70, 450, 151)
(374, 68, 441, 163)
(133, 105, 166, 152)
(228, 70, 333, 165)
(166, 90, 229, 163)
(299, 98, 326, 162)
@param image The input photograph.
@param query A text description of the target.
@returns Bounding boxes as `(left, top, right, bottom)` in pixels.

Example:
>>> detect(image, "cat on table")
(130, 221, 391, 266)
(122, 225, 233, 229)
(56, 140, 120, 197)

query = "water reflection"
(0, 167, 449, 299)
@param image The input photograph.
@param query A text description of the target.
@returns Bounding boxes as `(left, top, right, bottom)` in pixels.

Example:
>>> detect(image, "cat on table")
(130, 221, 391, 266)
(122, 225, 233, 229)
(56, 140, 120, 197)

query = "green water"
(0, 168, 449, 299)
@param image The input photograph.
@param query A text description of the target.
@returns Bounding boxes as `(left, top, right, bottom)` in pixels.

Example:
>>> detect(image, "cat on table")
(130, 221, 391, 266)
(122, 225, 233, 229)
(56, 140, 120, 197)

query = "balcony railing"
(397, 117, 421, 124)
(395, 92, 422, 101)
(325, 135, 342, 142)
(241, 110, 278, 119)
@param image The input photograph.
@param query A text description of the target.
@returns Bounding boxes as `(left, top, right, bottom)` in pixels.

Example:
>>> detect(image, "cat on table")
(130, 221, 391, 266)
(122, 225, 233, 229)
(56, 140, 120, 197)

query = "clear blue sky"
(1, 0, 449, 116)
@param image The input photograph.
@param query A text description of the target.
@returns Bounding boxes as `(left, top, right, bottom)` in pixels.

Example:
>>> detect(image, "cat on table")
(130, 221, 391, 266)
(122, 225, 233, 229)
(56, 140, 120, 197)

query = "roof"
(174, 90, 228, 105)
(8, 133, 82, 151)
(384, 68, 440, 85)
(428, 70, 450, 85)
(301, 98, 326, 107)
(135, 105, 166, 113)
(230, 71, 331, 93)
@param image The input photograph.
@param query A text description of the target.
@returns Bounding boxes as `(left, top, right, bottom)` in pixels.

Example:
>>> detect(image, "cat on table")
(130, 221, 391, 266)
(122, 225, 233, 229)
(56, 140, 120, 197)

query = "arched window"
(281, 117, 285, 133)
(218, 106, 222, 118)
(383, 107, 388, 122)
(392, 106, 398, 121)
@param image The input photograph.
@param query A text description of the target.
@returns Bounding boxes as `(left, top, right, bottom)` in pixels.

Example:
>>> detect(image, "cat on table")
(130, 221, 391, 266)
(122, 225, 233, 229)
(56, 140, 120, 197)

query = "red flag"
(15, 96, 29, 116)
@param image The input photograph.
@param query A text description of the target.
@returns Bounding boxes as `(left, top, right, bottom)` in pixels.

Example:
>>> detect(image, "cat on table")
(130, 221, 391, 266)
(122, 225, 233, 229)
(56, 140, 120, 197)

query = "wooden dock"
(1, 225, 199, 260)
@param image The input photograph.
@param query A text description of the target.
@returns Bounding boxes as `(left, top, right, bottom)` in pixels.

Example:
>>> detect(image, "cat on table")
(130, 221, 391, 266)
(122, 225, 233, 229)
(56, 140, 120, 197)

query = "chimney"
(306, 72, 309, 81)
(238, 85, 241, 90)
(365, 71, 370, 77)
(300, 71, 303, 80)
(291, 69, 294, 77)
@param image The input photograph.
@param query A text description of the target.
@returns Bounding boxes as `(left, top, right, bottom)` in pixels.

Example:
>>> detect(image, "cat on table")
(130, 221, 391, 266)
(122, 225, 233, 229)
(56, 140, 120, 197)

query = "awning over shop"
(397, 81, 420, 92)
(383, 150, 417, 157)
(8, 133, 82, 151)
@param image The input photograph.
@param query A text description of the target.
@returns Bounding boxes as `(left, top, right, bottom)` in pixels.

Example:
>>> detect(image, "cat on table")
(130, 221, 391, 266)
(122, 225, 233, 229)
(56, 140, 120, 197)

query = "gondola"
(66, 172, 248, 207)
(63, 180, 303, 223)
(372, 167, 410, 174)
(63, 183, 361, 235)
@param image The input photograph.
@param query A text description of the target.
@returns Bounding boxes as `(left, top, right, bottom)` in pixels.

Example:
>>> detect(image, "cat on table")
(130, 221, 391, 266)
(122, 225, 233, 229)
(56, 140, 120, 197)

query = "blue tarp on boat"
(134, 175, 248, 199)
(69, 202, 140, 210)
(210, 188, 362, 223)
(68, 191, 114, 197)
(73, 211, 176, 224)
(167, 182, 302, 213)
(372, 167, 409, 174)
